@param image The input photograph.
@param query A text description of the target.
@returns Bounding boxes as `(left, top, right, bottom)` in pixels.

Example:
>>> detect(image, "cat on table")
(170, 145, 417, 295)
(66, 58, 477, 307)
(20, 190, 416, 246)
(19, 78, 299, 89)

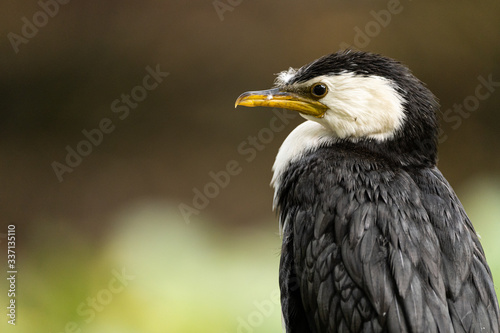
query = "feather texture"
(277, 142, 500, 332)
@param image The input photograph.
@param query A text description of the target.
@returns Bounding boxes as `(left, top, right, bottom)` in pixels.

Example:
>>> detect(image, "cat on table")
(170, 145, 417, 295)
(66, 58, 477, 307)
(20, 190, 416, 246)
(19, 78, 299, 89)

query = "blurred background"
(1, 1, 499, 332)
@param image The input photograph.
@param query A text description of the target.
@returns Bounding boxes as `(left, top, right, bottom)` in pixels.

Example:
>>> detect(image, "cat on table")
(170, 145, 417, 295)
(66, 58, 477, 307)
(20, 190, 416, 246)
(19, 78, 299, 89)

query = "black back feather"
(277, 143, 500, 332)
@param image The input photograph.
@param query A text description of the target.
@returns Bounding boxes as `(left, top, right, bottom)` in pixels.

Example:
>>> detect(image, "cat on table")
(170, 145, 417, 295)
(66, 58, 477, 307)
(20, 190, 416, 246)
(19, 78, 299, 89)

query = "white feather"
(275, 67, 297, 86)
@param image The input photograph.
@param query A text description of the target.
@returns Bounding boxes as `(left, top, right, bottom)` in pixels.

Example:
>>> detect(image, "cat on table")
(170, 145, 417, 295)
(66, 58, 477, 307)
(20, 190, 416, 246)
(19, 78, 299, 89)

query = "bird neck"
(272, 120, 438, 203)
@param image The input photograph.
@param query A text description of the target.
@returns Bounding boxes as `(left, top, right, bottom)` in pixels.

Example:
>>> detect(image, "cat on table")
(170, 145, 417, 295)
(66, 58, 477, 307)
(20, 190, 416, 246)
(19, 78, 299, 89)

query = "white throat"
(271, 121, 336, 200)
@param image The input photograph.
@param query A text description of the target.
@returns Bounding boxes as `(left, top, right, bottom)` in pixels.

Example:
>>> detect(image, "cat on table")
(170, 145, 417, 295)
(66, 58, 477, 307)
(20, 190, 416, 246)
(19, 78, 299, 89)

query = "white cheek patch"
(302, 73, 406, 140)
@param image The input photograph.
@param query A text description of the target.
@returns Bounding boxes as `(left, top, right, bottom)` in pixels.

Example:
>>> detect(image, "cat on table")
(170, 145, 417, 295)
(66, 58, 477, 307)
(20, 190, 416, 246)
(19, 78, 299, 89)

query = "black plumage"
(236, 50, 500, 332)
(277, 142, 499, 332)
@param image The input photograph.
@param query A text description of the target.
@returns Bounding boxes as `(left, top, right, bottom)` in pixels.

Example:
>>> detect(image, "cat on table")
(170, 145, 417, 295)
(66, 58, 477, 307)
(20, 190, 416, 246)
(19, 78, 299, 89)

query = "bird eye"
(310, 83, 328, 98)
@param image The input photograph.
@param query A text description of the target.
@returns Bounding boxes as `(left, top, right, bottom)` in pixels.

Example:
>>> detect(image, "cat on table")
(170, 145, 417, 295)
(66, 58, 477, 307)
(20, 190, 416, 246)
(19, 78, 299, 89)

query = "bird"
(235, 50, 500, 333)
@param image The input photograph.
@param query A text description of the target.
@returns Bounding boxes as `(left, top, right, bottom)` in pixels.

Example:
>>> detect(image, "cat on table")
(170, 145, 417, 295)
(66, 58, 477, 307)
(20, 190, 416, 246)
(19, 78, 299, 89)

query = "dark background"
(1, 1, 499, 332)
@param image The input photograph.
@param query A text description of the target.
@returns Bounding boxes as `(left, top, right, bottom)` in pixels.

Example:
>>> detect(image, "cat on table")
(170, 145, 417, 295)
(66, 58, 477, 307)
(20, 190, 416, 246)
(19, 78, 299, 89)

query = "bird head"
(235, 50, 440, 167)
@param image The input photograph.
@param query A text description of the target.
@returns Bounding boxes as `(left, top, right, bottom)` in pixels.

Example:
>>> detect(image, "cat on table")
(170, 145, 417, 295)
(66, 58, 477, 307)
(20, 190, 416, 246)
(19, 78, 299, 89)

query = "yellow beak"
(235, 88, 327, 118)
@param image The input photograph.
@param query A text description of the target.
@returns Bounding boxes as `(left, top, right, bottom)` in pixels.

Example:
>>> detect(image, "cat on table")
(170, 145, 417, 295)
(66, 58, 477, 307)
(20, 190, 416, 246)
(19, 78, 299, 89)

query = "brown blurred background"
(1, 1, 499, 332)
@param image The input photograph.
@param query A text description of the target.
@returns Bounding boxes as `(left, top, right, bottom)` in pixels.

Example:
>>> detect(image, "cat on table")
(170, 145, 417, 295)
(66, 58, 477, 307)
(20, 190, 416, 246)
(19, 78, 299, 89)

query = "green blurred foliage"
(1, 204, 284, 332)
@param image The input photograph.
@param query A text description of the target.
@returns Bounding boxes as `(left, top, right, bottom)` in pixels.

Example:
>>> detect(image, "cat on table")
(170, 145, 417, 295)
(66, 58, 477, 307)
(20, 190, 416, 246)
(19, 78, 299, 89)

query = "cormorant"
(235, 50, 500, 332)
